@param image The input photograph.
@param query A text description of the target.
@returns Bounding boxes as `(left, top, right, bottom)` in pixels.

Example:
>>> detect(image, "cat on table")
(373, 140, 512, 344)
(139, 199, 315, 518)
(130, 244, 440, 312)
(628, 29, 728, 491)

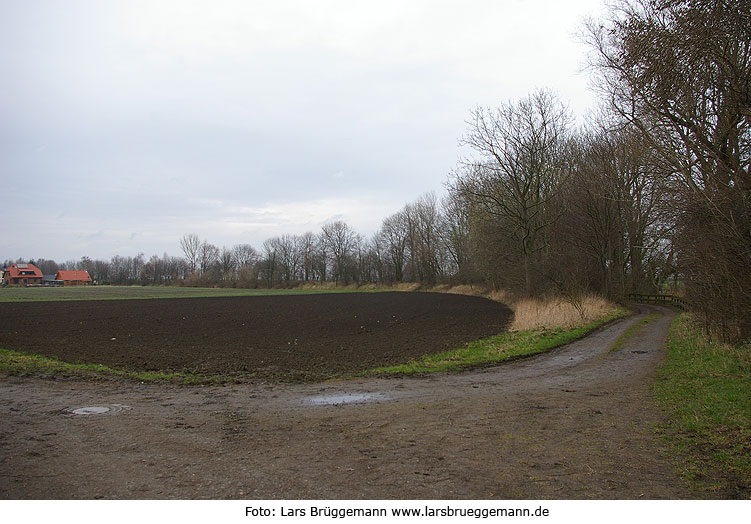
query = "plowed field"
(0, 292, 512, 379)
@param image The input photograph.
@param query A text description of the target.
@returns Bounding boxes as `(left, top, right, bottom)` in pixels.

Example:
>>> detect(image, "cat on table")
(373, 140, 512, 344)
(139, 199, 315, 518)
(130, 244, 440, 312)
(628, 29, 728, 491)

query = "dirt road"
(0, 305, 689, 499)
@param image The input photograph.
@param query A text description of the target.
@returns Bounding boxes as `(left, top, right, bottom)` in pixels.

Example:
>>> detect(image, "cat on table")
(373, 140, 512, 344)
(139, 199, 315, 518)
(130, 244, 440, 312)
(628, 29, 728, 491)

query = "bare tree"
(141, 254, 164, 285)
(180, 234, 201, 274)
(440, 187, 474, 281)
(379, 211, 409, 282)
(109, 255, 129, 284)
(365, 233, 386, 283)
(274, 234, 301, 285)
(232, 243, 259, 269)
(32, 258, 60, 275)
(198, 242, 219, 275)
(457, 89, 572, 294)
(320, 221, 357, 284)
(297, 231, 317, 281)
(349, 232, 366, 283)
(130, 253, 145, 282)
(230, 244, 259, 287)
(404, 193, 443, 284)
(551, 124, 669, 297)
(92, 259, 111, 282)
(162, 254, 187, 282)
(312, 234, 328, 282)
(219, 246, 236, 281)
(259, 238, 278, 287)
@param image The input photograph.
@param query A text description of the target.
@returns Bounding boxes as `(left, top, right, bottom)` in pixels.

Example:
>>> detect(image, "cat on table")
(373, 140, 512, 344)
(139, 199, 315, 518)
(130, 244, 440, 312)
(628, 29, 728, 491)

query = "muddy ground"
(0, 303, 697, 499)
(0, 292, 511, 379)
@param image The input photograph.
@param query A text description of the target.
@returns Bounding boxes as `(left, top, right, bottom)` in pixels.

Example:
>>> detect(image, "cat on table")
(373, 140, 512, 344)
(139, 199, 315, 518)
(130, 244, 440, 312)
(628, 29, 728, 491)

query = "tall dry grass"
(414, 284, 619, 330)
(508, 294, 620, 331)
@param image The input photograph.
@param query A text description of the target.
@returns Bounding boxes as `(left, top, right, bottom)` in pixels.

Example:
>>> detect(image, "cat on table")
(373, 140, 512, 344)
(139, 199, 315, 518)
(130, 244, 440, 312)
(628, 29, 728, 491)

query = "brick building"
(3, 263, 44, 285)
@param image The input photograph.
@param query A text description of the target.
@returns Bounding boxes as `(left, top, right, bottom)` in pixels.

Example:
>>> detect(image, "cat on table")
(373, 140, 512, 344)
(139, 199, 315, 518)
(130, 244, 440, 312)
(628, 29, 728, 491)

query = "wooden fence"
(626, 293, 691, 310)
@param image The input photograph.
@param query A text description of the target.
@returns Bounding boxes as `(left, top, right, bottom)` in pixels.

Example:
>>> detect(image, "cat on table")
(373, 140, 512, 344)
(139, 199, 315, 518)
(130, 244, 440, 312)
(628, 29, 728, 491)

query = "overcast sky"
(2, 0, 607, 262)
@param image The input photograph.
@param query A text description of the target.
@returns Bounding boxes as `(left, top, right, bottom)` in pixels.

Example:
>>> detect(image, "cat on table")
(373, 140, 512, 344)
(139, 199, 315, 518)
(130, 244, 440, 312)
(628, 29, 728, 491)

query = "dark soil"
(0, 292, 512, 379)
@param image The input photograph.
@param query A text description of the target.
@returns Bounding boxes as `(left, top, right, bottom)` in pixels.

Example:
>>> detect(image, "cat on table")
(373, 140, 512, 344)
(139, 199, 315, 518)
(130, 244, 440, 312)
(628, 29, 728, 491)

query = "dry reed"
(509, 294, 619, 331)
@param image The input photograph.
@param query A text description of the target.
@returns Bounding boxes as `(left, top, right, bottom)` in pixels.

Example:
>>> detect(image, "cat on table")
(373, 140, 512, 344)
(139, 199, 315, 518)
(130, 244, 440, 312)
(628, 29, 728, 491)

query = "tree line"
(4, 1, 749, 340)
(584, 0, 750, 341)
(175, 192, 471, 288)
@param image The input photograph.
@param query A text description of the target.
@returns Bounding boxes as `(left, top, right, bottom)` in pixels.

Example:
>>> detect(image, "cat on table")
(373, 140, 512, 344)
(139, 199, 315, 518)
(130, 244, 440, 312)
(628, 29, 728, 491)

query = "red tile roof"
(5, 263, 43, 279)
(55, 270, 93, 282)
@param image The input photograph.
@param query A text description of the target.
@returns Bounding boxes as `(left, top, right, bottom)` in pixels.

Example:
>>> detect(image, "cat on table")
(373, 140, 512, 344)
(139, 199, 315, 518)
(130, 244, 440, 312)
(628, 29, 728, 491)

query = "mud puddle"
(302, 392, 391, 406)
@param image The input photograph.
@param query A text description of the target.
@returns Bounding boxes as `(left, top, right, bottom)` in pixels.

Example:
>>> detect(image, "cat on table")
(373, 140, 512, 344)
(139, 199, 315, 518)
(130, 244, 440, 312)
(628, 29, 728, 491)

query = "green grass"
(367, 307, 631, 375)
(656, 313, 751, 497)
(0, 285, 387, 303)
(0, 348, 233, 384)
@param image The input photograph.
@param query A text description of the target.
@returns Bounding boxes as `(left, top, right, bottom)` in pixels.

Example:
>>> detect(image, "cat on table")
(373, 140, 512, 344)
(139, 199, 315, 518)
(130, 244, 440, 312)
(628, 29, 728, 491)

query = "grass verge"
(0, 348, 236, 385)
(656, 313, 751, 497)
(367, 307, 630, 375)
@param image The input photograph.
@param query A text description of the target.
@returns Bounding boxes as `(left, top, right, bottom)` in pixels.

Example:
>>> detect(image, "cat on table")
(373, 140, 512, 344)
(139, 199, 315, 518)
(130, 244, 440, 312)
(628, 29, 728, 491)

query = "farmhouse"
(3, 263, 44, 285)
(55, 270, 93, 286)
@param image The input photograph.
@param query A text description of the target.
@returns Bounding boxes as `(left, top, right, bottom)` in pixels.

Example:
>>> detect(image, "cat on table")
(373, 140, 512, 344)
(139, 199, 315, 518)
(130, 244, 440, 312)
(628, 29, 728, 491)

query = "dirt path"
(0, 305, 689, 499)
